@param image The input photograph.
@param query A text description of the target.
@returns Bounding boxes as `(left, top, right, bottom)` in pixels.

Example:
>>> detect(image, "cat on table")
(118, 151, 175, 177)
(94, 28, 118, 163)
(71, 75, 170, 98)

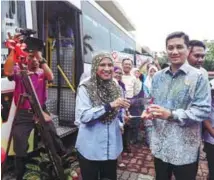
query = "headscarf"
(82, 52, 121, 124)
(144, 65, 158, 91)
(114, 66, 126, 91)
(131, 68, 140, 76)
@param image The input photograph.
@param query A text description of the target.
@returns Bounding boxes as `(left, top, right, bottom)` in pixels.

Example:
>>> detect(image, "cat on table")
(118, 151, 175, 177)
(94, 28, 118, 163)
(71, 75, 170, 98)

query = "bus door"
(36, 1, 83, 128)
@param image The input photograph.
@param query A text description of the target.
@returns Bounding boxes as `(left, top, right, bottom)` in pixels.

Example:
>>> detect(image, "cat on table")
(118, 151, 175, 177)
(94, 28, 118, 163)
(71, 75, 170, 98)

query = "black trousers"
(123, 124, 131, 150)
(13, 110, 66, 157)
(78, 152, 117, 180)
(204, 142, 214, 180)
(154, 157, 198, 180)
(13, 109, 66, 180)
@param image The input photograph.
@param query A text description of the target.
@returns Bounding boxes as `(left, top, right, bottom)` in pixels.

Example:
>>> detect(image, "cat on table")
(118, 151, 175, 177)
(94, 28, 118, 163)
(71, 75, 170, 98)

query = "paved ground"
(3, 144, 209, 180)
(117, 144, 209, 180)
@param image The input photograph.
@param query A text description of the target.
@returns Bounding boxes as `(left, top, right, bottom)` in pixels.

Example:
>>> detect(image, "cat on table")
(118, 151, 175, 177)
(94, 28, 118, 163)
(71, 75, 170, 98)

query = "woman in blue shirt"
(75, 52, 130, 180)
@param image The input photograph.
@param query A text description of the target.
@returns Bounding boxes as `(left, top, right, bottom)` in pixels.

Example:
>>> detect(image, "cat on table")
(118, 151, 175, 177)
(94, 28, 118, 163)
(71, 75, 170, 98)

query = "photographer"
(4, 33, 66, 180)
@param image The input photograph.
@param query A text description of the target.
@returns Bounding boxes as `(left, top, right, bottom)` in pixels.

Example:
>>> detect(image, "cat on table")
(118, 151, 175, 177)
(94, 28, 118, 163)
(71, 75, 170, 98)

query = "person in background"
(188, 40, 208, 79)
(113, 66, 127, 168)
(142, 65, 158, 146)
(203, 79, 214, 180)
(153, 54, 161, 71)
(131, 68, 146, 144)
(141, 31, 211, 180)
(122, 59, 142, 147)
(161, 62, 170, 69)
(75, 52, 130, 180)
(144, 65, 158, 97)
(114, 66, 126, 93)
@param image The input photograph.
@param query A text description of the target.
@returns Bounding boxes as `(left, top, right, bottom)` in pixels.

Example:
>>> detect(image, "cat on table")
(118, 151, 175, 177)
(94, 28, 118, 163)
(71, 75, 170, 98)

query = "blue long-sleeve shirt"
(150, 63, 211, 165)
(75, 85, 124, 161)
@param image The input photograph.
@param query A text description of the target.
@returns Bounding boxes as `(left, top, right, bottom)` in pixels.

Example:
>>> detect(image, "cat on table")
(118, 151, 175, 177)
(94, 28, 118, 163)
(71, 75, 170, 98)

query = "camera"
(15, 28, 44, 52)
(15, 28, 36, 36)
(24, 37, 44, 52)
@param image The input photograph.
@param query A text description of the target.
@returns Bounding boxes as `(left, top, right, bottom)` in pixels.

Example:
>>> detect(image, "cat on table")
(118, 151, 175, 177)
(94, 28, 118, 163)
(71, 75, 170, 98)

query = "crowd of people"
(4, 31, 213, 180)
(75, 31, 213, 180)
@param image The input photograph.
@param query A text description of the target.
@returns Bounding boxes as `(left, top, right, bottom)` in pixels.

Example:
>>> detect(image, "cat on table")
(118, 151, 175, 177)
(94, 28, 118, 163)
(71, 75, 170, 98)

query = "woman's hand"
(110, 98, 130, 109)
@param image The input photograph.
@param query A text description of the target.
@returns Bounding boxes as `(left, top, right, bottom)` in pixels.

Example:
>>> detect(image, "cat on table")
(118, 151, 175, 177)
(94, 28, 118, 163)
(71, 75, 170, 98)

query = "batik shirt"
(150, 63, 211, 165)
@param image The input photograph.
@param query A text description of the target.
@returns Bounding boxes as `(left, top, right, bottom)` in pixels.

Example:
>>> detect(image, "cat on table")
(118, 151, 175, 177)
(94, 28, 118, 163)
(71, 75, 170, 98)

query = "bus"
(1, 0, 139, 157)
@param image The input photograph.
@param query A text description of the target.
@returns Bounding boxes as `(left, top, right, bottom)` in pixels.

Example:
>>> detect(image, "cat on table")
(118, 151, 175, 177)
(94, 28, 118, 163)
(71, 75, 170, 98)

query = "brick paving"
(117, 144, 209, 180)
(3, 144, 209, 180)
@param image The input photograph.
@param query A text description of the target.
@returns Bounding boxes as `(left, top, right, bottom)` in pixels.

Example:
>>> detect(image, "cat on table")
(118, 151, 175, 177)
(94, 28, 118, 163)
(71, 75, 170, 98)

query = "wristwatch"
(167, 110, 174, 121)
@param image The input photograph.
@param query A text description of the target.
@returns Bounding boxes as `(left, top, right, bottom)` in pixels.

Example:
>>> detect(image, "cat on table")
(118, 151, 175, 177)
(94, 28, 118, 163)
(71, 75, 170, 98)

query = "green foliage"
(157, 51, 168, 67)
(25, 164, 41, 172)
(83, 34, 94, 55)
(204, 41, 214, 71)
(23, 149, 78, 180)
(23, 171, 41, 180)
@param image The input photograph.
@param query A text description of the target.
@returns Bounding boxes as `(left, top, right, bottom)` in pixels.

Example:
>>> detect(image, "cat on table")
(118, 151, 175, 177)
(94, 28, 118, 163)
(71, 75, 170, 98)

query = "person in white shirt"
(122, 58, 142, 150)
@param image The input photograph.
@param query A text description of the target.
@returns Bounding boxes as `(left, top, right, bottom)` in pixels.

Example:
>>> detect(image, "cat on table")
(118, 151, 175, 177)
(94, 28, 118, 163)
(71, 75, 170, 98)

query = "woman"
(144, 65, 158, 97)
(75, 52, 130, 180)
(113, 66, 126, 93)
(143, 65, 158, 146)
(113, 66, 128, 168)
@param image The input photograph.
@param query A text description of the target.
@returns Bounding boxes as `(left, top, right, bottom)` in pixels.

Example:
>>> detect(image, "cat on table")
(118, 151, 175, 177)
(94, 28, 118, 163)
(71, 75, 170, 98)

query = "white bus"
(1, 0, 138, 156)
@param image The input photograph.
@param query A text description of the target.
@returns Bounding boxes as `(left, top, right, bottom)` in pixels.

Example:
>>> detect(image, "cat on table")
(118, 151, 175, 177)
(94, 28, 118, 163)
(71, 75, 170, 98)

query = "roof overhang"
(95, 0, 136, 31)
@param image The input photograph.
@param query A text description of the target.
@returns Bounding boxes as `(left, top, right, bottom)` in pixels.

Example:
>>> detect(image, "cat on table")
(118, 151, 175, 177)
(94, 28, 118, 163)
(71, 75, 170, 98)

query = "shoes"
(123, 147, 131, 153)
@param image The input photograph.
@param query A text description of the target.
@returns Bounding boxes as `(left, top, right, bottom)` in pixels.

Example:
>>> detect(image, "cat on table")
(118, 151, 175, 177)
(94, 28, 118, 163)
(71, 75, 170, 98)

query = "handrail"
(57, 65, 76, 93)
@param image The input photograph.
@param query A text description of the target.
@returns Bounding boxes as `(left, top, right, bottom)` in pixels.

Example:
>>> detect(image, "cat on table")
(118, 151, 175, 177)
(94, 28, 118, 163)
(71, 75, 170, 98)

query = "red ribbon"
(5, 39, 28, 63)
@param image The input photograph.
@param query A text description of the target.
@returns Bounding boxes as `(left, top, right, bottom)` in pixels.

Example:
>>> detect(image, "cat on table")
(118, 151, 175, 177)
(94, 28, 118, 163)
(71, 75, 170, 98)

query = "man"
(141, 31, 211, 180)
(188, 40, 209, 79)
(4, 35, 66, 180)
(122, 58, 142, 150)
(122, 58, 142, 99)
(203, 79, 214, 180)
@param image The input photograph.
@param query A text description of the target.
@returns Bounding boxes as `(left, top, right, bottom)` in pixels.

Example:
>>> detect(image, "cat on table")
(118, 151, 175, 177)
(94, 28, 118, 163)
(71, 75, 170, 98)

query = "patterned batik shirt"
(150, 63, 211, 165)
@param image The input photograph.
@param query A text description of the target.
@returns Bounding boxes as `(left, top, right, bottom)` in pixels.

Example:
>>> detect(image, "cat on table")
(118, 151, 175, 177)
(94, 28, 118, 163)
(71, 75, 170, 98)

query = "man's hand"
(110, 98, 130, 109)
(203, 120, 214, 138)
(120, 126, 124, 134)
(146, 104, 171, 120)
(34, 111, 52, 123)
(141, 110, 153, 120)
(43, 111, 52, 122)
(211, 128, 214, 137)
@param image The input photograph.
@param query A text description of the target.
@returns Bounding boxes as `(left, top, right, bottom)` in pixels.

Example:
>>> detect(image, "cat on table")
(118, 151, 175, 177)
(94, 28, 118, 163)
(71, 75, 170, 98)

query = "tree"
(204, 41, 214, 71)
(157, 51, 168, 67)
(83, 34, 94, 55)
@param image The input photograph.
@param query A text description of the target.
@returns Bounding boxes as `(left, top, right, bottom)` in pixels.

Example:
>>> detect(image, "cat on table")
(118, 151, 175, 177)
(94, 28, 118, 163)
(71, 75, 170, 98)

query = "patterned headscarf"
(82, 52, 121, 124)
